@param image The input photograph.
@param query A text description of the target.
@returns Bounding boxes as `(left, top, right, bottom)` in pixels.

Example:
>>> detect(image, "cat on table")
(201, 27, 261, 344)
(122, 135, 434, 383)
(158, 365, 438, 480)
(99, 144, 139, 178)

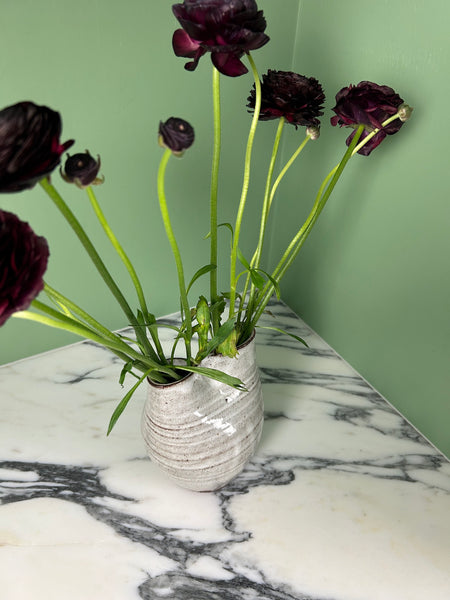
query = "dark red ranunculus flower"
(172, 0, 269, 77)
(0, 210, 49, 326)
(0, 101, 74, 192)
(61, 151, 103, 188)
(158, 117, 195, 155)
(247, 70, 325, 128)
(330, 81, 404, 156)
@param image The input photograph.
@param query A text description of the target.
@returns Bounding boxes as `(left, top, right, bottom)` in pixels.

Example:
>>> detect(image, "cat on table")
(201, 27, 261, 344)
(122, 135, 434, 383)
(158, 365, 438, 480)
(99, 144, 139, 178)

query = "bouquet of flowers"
(0, 0, 412, 433)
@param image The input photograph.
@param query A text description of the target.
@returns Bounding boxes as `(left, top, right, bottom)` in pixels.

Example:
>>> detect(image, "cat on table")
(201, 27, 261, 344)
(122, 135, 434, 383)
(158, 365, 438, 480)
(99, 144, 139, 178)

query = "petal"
(211, 51, 248, 77)
(172, 29, 201, 58)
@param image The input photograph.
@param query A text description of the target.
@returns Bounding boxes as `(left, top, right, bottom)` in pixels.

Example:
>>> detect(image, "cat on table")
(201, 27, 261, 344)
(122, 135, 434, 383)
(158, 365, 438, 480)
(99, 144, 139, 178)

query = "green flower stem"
(44, 282, 130, 347)
(242, 127, 311, 326)
(85, 185, 166, 363)
(15, 300, 172, 382)
(248, 112, 403, 326)
(249, 125, 365, 329)
(351, 112, 402, 156)
(210, 66, 221, 334)
(157, 148, 192, 363)
(238, 117, 285, 322)
(268, 112, 403, 289)
(267, 133, 311, 216)
(39, 177, 159, 363)
(228, 52, 261, 319)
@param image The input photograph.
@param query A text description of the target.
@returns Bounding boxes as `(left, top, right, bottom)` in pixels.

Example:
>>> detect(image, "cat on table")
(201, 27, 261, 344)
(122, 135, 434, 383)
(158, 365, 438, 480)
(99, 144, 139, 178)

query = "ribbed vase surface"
(141, 335, 263, 491)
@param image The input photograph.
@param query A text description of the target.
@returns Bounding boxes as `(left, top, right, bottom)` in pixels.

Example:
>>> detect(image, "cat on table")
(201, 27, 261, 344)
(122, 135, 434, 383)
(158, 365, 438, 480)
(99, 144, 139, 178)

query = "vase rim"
(148, 358, 192, 388)
(147, 329, 256, 388)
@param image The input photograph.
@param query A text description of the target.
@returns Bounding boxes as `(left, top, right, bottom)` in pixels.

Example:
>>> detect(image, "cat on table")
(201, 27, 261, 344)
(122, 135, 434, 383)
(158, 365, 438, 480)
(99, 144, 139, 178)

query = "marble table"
(0, 300, 449, 600)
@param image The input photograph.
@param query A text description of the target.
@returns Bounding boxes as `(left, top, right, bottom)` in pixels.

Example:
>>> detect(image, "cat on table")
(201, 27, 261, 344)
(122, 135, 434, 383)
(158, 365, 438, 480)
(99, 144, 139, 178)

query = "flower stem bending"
(249, 124, 365, 329)
(157, 148, 192, 363)
(238, 117, 285, 329)
(241, 127, 312, 333)
(228, 52, 261, 319)
(39, 177, 159, 362)
(86, 185, 166, 363)
(210, 67, 221, 334)
(14, 300, 173, 382)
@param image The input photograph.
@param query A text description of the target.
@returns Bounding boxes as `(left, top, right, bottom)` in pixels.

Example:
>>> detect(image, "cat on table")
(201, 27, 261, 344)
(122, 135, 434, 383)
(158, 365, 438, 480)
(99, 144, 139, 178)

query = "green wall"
(268, 0, 450, 456)
(1, 1, 448, 456)
(0, 0, 298, 359)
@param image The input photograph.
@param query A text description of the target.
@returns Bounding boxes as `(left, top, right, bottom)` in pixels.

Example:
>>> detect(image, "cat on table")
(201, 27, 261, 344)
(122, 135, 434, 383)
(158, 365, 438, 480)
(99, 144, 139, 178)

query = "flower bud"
(306, 125, 320, 140)
(398, 103, 413, 122)
(158, 118, 195, 156)
(196, 295, 210, 329)
(60, 151, 103, 188)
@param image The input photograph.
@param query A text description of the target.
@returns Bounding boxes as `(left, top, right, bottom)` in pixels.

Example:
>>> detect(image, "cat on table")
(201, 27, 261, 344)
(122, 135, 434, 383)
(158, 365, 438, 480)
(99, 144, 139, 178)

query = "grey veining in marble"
(0, 300, 449, 600)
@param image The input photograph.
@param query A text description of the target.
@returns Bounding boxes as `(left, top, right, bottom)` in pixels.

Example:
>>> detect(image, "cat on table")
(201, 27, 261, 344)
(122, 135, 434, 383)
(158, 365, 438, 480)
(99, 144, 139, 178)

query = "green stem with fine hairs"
(210, 67, 221, 334)
(249, 125, 365, 329)
(14, 300, 173, 382)
(228, 52, 261, 319)
(86, 185, 166, 363)
(238, 117, 285, 324)
(157, 148, 192, 363)
(39, 177, 159, 362)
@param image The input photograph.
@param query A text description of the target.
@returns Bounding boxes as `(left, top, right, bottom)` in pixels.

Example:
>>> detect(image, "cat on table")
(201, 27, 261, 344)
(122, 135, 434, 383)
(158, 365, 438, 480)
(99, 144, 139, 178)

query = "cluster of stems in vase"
(159, 57, 411, 364)
(0, 1, 412, 433)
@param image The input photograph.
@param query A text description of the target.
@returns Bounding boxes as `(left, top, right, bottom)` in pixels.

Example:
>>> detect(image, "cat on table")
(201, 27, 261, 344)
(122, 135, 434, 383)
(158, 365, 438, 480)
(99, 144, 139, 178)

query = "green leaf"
(186, 264, 217, 294)
(176, 365, 246, 391)
(107, 370, 151, 435)
(204, 222, 234, 243)
(256, 325, 308, 347)
(147, 322, 181, 334)
(196, 318, 236, 361)
(255, 269, 281, 300)
(218, 222, 234, 237)
(250, 269, 265, 289)
(118, 361, 136, 385)
(237, 247, 251, 271)
(220, 291, 242, 304)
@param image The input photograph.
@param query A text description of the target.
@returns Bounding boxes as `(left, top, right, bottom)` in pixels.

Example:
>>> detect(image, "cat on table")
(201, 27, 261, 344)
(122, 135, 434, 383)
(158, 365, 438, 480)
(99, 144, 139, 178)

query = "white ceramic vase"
(141, 334, 263, 491)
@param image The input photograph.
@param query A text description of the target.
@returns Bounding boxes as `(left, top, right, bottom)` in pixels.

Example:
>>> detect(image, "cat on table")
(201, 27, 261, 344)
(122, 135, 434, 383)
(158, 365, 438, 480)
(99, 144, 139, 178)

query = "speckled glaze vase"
(141, 334, 263, 492)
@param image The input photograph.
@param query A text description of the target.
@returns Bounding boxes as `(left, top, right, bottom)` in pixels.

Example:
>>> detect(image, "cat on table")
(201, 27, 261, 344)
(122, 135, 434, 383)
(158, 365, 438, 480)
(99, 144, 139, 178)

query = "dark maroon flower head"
(247, 70, 325, 128)
(0, 210, 49, 326)
(158, 117, 195, 156)
(330, 81, 404, 156)
(172, 0, 269, 77)
(61, 151, 103, 188)
(0, 101, 74, 192)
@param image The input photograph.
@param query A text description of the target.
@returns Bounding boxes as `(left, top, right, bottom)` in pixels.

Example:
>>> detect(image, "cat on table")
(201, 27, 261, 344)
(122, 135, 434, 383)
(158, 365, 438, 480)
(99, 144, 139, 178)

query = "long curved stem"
(14, 300, 173, 382)
(39, 178, 158, 362)
(210, 67, 221, 333)
(228, 52, 261, 318)
(238, 117, 285, 323)
(44, 282, 127, 345)
(250, 125, 365, 329)
(242, 128, 311, 324)
(157, 148, 192, 363)
(86, 186, 166, 363)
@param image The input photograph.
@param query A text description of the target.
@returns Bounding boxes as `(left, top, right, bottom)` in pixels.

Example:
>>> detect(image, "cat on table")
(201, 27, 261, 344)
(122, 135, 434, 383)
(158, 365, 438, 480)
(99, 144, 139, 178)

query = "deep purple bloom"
(159, 118, 195, 155)
(172, 0, 269, 77)
(330, 81, 404, 156)
(61, 151, 103, 188)
(0, 102, 74, 192)
(247, 70, 325, 128)
(0, 210, 49, 326)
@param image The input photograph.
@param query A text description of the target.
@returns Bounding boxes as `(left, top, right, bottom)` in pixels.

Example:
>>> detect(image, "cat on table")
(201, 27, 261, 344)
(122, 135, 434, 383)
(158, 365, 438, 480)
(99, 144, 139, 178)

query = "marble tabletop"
(0, 300, 449, 600)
